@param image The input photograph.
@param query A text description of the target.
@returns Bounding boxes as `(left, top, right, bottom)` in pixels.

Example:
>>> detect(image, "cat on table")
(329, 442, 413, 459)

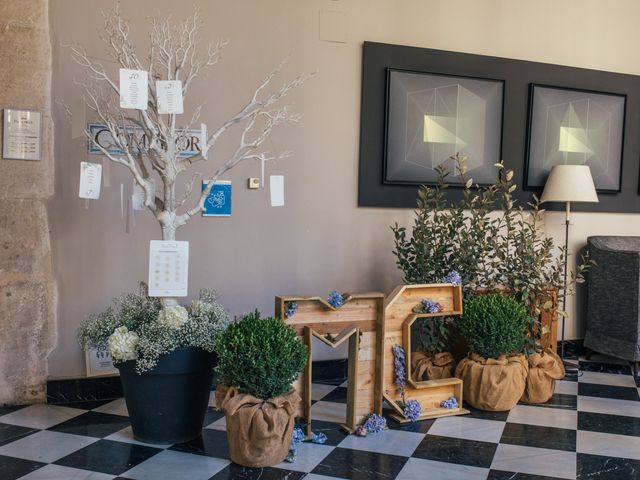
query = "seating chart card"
(119, 69, 148, 110)
(156, 80, 184, 114)
(79, 162, 102, 199)
(148, 240, 189, 297)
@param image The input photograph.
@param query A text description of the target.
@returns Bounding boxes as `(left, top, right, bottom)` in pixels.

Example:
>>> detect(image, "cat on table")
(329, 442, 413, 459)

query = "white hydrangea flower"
(157, 305, 189, 329)
(107, 326, 139, 361)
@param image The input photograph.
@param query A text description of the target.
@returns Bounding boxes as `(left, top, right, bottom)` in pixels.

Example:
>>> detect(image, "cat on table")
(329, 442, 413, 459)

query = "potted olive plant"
(411, 315, 455, 381)
(455, 294, 529, 411)
(78, 285, 230, 443)
(215, 311, 308, 467)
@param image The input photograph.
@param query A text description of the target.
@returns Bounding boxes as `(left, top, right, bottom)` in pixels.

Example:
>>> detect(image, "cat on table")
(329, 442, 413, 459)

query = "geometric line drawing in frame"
(525, 84, 626, 193)
(384, 68, 505, 186)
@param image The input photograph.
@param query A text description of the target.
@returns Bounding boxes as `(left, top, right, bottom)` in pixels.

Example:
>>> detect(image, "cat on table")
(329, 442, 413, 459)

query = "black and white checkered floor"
(1, 356, 639, 479)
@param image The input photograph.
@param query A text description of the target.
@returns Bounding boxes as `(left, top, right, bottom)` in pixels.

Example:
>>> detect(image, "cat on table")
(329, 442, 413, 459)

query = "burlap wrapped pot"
(412, 351, 456, 381)
(521, 349, 565, 404)
(216, 384, 301, 467)
(455, 354, 528, 411)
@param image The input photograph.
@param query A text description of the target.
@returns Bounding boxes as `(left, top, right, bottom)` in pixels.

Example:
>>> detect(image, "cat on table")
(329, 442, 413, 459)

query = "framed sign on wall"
(2, 109, 42, 161)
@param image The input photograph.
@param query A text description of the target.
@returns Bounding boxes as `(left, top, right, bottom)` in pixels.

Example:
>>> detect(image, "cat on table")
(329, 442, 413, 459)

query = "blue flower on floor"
(440, 396, 459, 409)
(442, 270, 462, 286)
(403, 399, 422, 422)
(311, 432, 327, 444)
(327, 290, 344, 308)
(285, 426, 305, 462)
(362, 413, 387, 434)
(284, 301, 298, 318)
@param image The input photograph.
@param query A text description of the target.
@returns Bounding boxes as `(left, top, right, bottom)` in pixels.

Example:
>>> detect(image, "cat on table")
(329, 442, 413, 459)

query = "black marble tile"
(312, 378, 346, 386)
(210, 464, 306, 480)
(577, 452, 640, 479)
(319, 387, 348, 404)
(56, 399, 114, 410)
(47, 377, 122, 404)
(578, 411, 640, 437)
(387, 416, 436, 434)
(312, 447, 408, 479)
(54, 439, 161, 475)
(522, 393, 576, 410)
(0, 423, 39, 447)
(463, 402, 510, 421)
(578, 382, 639, 401)
(48, 411, 130, 438)
(489, 470, 568, 479)
(412, 434, 498, 468)
(0, 454, 45, 480)
(301, 419, 348, 446)
(579, 361, 632, 375)
(203, 407, 225, 427)
(500, 423, 576, 451)
(312, 358, 348, 384)
(0, 406, 28, 417)
(170, 428, 229, 458)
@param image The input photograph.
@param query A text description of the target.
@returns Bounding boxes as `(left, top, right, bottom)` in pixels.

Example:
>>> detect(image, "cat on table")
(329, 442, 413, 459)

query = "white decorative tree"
(70, 7, 312, 307)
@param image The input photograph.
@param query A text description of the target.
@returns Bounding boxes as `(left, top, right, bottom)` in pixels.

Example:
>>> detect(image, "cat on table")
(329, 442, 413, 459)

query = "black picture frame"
(524, 84, 626, 194)
(383, 68, 505, 187)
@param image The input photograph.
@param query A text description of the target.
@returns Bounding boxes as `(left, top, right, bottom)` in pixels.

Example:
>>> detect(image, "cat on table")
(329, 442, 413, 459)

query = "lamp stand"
(560, 201, 579, 374)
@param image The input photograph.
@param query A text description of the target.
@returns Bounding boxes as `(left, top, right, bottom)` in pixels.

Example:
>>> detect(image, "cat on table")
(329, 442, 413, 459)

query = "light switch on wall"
(319, 9, 347, 43)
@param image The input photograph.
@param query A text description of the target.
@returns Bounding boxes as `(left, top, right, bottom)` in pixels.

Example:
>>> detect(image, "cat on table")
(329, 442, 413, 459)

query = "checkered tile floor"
(0, 356, 639, 479)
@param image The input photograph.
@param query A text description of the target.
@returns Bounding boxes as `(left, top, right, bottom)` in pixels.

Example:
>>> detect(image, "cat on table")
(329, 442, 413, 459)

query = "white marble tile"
(93, 398, 128, 417)
(396, 457, 489, 480)
(311, 383, 338, 401)
(18, 464, 114, 480)
(0, 430, 98, 463)
(427, 416, 505, 444)
(0, 404, 86, 429)
(579, 371, 637, 387)
(340, 380, 349, 388)
(577, 430, 640, 461)
(311, 401, 346, 424)
(105, 426, 171, 448)
(554, 379, 578, 395)
(274, 442, 335, 472)
(338, 429, 424, 457)
(491, 444, 576, 479)
(578, 396, 640, 418)
(122, 449, 229, 480)
(204, 416, 226, 431)
(507, 405, 577, 430)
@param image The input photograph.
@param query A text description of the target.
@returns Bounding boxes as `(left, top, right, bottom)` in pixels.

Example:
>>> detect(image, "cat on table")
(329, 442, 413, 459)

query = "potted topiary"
(78, 284, 231, 444)
(521, 320, 565, 404)
(215, 311, 308, 467)
(455, 294, 529, 411)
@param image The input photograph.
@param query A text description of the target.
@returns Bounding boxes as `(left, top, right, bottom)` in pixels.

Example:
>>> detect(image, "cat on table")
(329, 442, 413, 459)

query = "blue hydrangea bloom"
(311, 432, 327, 444)
(392, 345, 406, 393)
(421, 298, 443, 313)
(363, 413, 387, 434)
(403, 399, 422, 422)
(440, 396, 459, 409)
(442, 271, 462, 286)
(285, 302, 298, 318)
(327, 290, 344, 308)
(289, 426, 305, 453)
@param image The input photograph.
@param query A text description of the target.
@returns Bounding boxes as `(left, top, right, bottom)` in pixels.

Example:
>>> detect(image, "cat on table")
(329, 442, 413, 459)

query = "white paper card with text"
(156, 80, 184, 114)
(79, 162, 102, 199)
(270, 175, 285, 207)
(119, 69, 148, 110)
(148, 240, 189, 297)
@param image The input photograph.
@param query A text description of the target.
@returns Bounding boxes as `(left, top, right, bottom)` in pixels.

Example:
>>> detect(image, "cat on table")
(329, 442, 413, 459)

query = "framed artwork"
(384, 68, 504, 186)
(85, 348, 118, 377)
(525, 84, 626, 193)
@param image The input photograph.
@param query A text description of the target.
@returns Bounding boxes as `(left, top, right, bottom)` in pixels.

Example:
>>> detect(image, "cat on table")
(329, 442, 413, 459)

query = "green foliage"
(215, 310, 308, 400)
(77, 283, 231, 373)
(416, 317, 451, 356)
(392, 154, 592, 352)
(459, 294, 529, 358)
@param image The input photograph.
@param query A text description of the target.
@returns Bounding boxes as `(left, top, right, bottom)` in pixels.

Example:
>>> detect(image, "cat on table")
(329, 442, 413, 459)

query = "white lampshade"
(540, 165, 599, 204)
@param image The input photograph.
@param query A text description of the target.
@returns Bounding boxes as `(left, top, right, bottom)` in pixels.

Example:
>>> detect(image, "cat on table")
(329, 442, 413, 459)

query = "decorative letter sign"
(148, 240, 189, 297)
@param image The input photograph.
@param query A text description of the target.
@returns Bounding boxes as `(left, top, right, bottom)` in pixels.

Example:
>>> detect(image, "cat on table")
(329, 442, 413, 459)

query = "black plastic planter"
(117, 347, 216, 444)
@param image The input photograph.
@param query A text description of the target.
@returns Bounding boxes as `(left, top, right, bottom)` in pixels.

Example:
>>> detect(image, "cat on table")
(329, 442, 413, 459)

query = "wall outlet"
(248, 178, 260, 189)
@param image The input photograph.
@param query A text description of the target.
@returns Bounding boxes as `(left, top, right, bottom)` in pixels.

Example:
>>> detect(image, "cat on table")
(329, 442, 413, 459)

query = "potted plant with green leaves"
(411, 314, 456, 381)
(215, 311, 308, 467)
(78, 284, 230, 443)
(455, 293, 529, 411)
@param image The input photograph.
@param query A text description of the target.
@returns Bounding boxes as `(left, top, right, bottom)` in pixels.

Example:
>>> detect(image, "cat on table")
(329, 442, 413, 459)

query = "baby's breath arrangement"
(78, 283, 231, 373)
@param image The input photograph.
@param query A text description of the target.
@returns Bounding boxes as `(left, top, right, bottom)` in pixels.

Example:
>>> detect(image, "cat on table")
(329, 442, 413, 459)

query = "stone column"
(0, 0, 56, 404)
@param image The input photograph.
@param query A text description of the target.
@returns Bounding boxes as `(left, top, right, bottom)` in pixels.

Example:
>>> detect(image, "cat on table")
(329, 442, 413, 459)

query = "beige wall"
(0, 0, 56, 403)
(47, 0, 640, 378)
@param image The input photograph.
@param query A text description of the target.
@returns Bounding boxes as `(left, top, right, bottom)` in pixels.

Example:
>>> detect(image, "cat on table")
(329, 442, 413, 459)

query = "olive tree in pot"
(455, 294, 529, 411)
(78, 285, 230, 443)
(215, 311, 308, 467)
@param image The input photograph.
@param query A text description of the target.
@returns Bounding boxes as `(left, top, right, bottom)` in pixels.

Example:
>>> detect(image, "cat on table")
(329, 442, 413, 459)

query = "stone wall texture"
(0, 0, 56, 404)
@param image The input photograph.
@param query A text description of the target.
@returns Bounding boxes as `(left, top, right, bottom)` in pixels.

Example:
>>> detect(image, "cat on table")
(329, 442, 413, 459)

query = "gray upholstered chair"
(586, 236, 640, 377)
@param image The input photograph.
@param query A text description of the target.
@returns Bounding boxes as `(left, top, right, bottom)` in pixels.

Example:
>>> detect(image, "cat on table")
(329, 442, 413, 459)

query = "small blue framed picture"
(202, 180, 231, 217)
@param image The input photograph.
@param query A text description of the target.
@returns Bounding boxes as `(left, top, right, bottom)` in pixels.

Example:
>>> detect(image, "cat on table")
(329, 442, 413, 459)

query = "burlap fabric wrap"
(216, 384, 300, 467)
(521, 349, 565, 404)
(412, 351, 456, 381)
(455, 354, 529, 411)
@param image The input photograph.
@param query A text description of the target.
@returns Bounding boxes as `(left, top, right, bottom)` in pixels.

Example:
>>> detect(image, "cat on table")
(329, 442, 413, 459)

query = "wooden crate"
(276, 292, 385, 434)
(384, 284, 469, 422)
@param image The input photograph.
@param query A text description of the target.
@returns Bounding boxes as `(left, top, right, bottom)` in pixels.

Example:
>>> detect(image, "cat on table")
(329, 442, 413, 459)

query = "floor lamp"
(540, 165, 599, 371)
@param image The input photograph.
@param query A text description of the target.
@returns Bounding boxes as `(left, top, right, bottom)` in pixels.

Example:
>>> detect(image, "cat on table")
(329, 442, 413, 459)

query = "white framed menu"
(3, 109, 42, 160)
